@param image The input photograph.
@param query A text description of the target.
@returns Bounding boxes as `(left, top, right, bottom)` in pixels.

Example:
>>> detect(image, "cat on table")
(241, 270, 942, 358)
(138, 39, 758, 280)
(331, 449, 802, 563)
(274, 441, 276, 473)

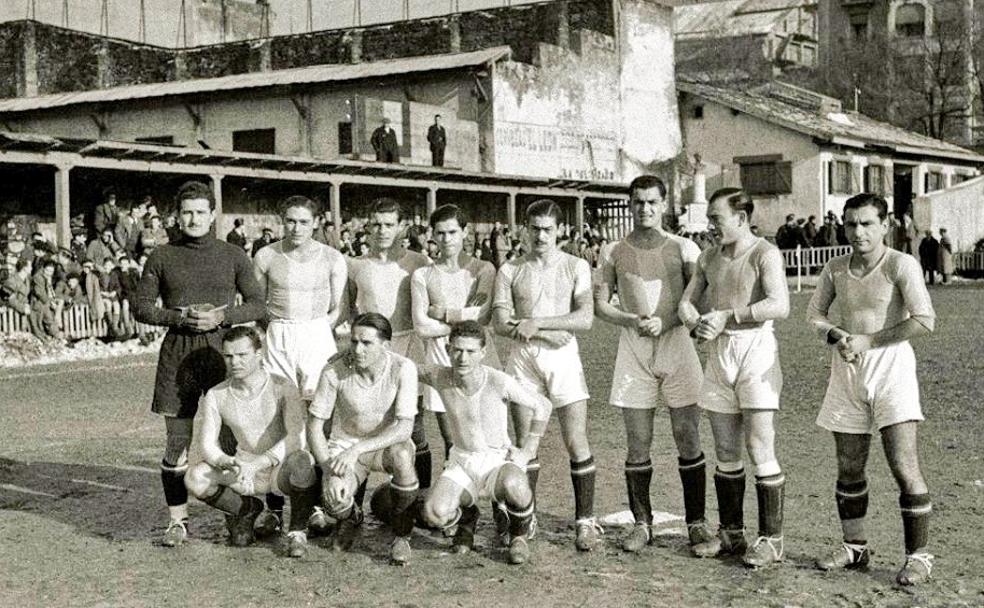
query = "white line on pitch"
(0, 361, 155, 380)
(0, 483, 57, 498)
(70, 479, 131, 492)
(110, 464, 158, 474)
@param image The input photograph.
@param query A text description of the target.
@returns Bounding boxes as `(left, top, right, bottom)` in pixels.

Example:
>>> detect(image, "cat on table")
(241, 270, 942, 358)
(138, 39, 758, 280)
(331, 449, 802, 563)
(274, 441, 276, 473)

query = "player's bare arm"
(325, 253, 347, 326)
(504, 377, 551, 466)
(197, 393, 236, 471)
(699, 248, 789, 342)
(678, 259, 708, 330)
(412, 269, 451, 339)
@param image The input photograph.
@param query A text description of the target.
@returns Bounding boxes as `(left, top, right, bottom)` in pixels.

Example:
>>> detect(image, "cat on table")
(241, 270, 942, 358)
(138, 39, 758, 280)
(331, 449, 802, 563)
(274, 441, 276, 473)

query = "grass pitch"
(1, 287, 983, 607)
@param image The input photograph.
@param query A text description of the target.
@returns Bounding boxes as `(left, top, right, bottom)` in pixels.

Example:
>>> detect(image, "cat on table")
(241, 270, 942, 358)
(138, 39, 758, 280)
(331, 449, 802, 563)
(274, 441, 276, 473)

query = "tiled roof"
(678, 79, 984, 163)
(674, 0, 812, 38)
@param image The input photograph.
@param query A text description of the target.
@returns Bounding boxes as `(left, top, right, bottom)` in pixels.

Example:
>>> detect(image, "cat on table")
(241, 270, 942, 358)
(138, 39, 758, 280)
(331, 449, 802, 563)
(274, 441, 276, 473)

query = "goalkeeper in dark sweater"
(134, 181, 265, 547)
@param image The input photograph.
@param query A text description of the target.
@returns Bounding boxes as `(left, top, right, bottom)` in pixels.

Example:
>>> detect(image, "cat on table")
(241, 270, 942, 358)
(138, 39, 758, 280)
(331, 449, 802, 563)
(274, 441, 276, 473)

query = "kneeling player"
(807, 193, 936, 585)
(419, 321, 549, 564)
(307, 312, 420, 565)
(679, 188, 790, 567)
(185, 326, 319, 557)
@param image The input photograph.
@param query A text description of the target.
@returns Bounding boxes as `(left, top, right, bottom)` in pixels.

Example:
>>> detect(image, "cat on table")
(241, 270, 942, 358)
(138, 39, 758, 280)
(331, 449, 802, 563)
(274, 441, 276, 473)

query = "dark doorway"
(893, 166, 914, 216)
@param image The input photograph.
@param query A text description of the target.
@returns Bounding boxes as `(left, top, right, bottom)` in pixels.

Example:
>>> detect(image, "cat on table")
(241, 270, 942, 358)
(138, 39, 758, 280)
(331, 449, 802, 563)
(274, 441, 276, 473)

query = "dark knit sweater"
(134, 234, 264, 329)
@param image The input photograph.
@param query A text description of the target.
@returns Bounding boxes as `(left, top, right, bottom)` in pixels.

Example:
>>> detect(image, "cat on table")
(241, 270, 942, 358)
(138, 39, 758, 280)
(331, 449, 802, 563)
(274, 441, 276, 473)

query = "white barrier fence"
(954, 251, 984, 273)
(780, 245, 852, 292)
(0, 301, 162, 340)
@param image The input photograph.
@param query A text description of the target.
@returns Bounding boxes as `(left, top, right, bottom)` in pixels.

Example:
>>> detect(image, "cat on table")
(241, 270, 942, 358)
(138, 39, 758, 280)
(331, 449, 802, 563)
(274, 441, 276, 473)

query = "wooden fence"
(0, 302, 161, 339)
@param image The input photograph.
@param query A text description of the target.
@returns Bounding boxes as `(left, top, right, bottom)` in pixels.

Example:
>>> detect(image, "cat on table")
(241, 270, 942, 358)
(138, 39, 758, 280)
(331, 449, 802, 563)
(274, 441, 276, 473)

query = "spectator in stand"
(3, 259, 44, 338)
(827, 211, 848, 245)
(164, 214, 182, 244)
(116, 256, 141, 340)
(918, 230, 939, 285)
(93, 188, 120, 236)
(87, 228, 120, 267)
(509, 238, 523, 259)
(371, 117, 400, 163)
(804, 215, 819, 246)
(139, 215, 169, 255)
(407, 224, 428, 254)
(338, 229, 355, 257)
(3, 222, 27, 261)
(816, 215, 839, 247)
(312, 211, 339, 248)
(71, 232, 89, 264)
(53, 249, 81, 286)
(937, 228, 954, 284)
(491, 222, 510, 268)
(251, 227, 277, 258)
(775, 214, 797, 249)
(226, 218, 249, 252)
(479, 237, 493, 263)
(31, 258, 63, 340)
(901, 210, 918, 255)
(28, 231, 56, 262)
(885, 212, 900, 250)
(115, 203, 147, 256)
(356, 241, 370, 257)
(427, 114, 447, 167)
(426, 240, 440, 260)
(58, 272, 87, 310)
(96, 258, 124, 339)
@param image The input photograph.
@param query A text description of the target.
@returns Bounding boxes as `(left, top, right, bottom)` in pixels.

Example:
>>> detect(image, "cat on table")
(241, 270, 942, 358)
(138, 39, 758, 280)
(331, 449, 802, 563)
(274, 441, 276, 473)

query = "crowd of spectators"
(0, 188, 169, 343)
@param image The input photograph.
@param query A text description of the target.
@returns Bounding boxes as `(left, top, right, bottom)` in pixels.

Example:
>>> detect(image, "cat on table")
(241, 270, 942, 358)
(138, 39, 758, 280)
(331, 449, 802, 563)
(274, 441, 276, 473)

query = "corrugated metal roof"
(0, 46, 511, 115)
(678, 80, 984, 163)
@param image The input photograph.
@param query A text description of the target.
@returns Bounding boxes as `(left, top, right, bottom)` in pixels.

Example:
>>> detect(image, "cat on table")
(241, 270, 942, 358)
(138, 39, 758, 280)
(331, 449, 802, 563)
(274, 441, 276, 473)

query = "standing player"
(411, 203, 499, 450)
(807, 193, 936, 585)
(346, 198, 434, 491)
(134, 180, 265, 547)
(419, 321, 549, 564)
(678, 187, 789, 567)
(253, 195, 347, 534)
(184, 326, 319, 557)
(594, 175, 712, 553)
(493, 199, 600, 551)
(307, 313, 420, 564)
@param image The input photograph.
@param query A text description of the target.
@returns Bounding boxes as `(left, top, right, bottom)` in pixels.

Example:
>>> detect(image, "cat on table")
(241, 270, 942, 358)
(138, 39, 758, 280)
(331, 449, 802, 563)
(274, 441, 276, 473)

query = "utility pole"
(61, 0, 69, 27)
(99, 0, 109, 37)
(139, 0, 147, 43)
(26, 0, 36, 20)
(307, 0, 314, 31)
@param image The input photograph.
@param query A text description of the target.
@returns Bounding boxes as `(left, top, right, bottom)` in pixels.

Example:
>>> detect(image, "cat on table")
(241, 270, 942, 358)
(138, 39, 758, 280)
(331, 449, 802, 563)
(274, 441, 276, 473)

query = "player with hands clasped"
(807, 193, 936, 586)
(679, 188, 790, 568)
(411, 203, 500, 454)
(184, 327, 318, 557)
(134, 180, 265, 548)
(418, 321, 549, 564)
(306, 313, 420, 565)
(594, 175, 712, 554)
(493, 199, 600, 551)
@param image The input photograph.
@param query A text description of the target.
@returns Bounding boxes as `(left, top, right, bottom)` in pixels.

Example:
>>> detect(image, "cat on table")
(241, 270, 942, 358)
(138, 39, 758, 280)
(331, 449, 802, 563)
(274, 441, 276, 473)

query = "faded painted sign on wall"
(494, 121, 618, 181)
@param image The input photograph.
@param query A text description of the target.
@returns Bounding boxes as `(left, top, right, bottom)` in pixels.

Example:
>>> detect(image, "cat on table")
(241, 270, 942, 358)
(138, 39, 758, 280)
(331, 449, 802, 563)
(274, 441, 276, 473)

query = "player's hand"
(215, 454, 238, 472)
(234, 458, 262, 496)
(507, 446, 533, 469)
(187, 306, 225, 332)
(841, 334, 873, 360)
(466, 292, 488, 307)
(328, 447, 360, 476)
(534, 330, 573, 348)
(695, 310, 729, 342)
(635, 316, 662, 338)
(428, 305, 447, 322)
(513, 319, 540, 342)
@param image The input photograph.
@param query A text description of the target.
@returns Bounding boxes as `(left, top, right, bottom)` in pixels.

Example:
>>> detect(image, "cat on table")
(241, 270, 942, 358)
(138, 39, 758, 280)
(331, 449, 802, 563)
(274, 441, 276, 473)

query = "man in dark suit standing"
(427, 114, 447, 167)
(371, 117, 400, 163)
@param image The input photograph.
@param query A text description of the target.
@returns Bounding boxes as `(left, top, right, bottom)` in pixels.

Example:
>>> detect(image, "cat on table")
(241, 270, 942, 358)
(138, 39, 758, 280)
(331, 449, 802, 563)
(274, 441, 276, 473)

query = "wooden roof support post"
(330, 180, 342, 242)
(506, 190, 517, 235)
(211, 173, 224, 223)
(426, 186, 438, 216)
(575, 195, 585, 234)
(55, 164, 72, 249)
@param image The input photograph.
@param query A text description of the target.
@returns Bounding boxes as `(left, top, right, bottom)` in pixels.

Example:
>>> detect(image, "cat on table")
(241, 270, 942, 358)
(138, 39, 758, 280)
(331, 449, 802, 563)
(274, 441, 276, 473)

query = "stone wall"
(0, 22, 21, 99)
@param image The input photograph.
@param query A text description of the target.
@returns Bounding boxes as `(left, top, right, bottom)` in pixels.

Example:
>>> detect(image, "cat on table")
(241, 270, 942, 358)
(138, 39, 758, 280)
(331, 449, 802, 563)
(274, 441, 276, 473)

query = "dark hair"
(843, 193, 888, 220)
(41, 258, 55, 269)
(628, 175, 667, 200)
(709, 187, 755, 220)
(370, 197, 403, 222)
(429, 204, 467, 229)
(352, 312, 393, 341)
(526, 199, 563, 226)
(281, 195, 319, 217)
(223, 325, 262, 350)
(233, 218, 245, 227)
(449, 320, 486, 346)
(176, 181, 215, 209)
(66, 272, 80, 282)
(102, 186, 116, 198)
(15, 259, 30, 271)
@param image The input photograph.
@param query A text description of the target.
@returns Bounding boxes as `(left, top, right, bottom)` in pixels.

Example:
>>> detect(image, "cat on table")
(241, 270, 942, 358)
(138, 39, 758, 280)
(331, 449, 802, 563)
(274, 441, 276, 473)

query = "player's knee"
(283, 450, 316, 489)
(387, 441, 416, 471)
(184, 463, 213, 498)
(499, 467, 532, 506)
(163, 435, 192, 468)
(422, 496, 455, 528)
